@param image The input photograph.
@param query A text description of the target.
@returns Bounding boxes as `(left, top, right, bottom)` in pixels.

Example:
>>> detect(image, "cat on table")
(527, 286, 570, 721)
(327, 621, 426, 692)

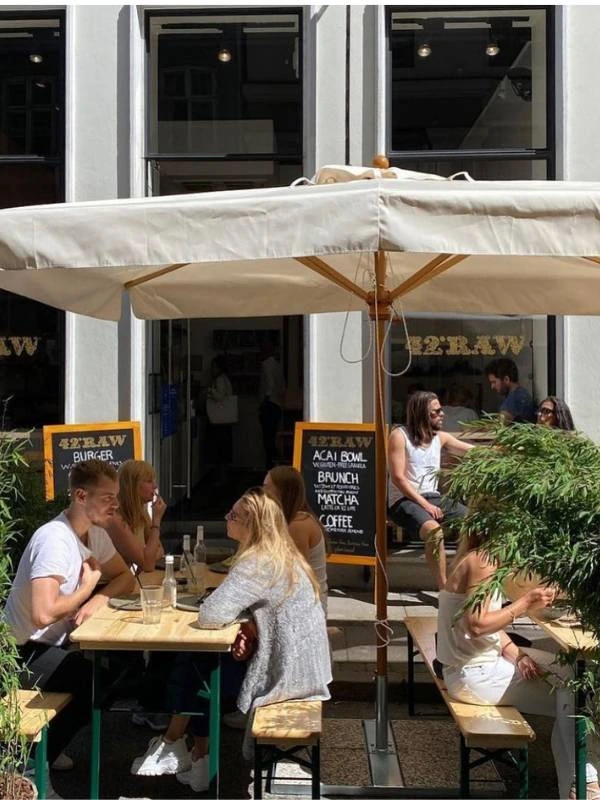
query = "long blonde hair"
(234, 487, 320, 601)
(118, 460, 155, 536)
(266, 466, 331, 553)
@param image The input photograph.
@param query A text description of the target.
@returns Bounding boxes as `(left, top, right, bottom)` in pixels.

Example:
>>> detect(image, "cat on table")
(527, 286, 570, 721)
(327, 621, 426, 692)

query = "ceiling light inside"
(217, 48, 232, 63)
(29, 53, 43, 63)
(486, 41, 500, 57)
(417, 42, 432, 58)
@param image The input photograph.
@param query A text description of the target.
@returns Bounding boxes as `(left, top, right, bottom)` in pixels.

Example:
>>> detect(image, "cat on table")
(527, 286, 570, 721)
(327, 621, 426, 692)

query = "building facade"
(1, 5, 599, 515)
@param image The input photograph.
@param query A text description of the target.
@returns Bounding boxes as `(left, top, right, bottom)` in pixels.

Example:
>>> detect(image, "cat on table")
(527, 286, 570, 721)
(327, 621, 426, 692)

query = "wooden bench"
(3, 690, 72, 800)
(405, 616, 535, 799)
(251, 699, 322, 799)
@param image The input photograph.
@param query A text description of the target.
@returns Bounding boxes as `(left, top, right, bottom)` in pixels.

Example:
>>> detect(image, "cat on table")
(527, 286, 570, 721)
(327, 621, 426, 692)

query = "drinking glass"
(141, 584, 163, 624)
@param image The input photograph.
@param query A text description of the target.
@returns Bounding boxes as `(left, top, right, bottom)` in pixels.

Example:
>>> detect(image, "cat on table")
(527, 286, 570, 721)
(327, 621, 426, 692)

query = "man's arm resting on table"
(439, 431, 475, 455)
(31, 563, 100, 629)
(73, 552, 135, 625)
(388, 429, 443, 520)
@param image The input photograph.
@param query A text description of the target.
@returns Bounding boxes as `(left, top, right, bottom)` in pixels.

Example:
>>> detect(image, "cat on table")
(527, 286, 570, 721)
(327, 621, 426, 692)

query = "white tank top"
(437, 589, 503, 667)
(306, 536, 328, 615)
(388, 426, 442, 507)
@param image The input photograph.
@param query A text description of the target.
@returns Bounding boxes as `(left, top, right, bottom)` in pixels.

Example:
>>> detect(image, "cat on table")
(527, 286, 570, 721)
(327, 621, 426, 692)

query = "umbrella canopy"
(1, 176, 600, 320)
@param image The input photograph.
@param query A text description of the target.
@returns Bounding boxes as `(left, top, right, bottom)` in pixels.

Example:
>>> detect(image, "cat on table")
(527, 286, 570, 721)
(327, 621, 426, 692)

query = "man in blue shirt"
(485, 358, 536, 423)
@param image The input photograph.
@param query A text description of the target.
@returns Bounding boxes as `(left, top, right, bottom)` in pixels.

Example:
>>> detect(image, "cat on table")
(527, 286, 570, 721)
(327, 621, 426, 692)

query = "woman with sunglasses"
(536, 397, 575, 431)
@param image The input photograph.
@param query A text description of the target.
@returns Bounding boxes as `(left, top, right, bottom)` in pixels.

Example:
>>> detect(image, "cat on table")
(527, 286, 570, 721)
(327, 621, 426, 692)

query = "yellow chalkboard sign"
(293, 422, 376, 566)
(43, 421, 142, 500)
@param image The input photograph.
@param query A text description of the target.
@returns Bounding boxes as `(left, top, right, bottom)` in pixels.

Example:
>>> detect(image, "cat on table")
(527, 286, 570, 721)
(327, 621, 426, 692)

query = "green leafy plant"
(0, 431, 33, 796)
(443, 417, 600, 728)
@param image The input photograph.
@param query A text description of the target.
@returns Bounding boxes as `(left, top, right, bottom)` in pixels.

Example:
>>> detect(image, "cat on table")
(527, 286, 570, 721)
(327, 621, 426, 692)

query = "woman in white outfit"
(437, 534, 600, 799)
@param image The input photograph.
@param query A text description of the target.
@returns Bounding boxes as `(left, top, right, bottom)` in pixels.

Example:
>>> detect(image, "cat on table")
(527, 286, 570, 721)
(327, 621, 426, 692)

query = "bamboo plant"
(443, 417, 600, 728)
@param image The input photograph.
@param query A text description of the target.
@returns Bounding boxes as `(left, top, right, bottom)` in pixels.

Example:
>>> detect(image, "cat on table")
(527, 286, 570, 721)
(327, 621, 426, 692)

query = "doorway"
(149, 315, 303, 522)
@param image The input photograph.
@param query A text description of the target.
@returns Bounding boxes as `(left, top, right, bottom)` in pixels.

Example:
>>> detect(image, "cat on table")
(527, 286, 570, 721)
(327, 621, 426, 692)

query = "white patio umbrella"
(2, 161, 600, 772)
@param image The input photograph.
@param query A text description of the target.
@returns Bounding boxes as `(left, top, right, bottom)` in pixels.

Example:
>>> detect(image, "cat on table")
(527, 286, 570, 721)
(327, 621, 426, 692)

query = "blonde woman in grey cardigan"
(199, 486, 332, 759)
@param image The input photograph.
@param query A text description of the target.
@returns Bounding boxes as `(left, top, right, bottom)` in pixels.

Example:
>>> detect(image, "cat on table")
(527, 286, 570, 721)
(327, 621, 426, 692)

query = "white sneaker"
(51, 751, 74, 771)
(223, 710, 248, 730)
(176, 755, 209, 793)
(130, 736, 192, 776)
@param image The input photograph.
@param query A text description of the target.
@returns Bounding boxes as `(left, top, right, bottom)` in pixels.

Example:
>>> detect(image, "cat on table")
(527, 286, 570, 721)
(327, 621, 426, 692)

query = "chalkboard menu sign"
(43, 422, 142, 500)
(293, 422, 376, 565)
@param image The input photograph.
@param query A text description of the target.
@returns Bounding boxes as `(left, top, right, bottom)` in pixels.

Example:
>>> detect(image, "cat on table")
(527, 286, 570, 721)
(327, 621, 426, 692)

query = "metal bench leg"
(35, 726, 48, 800)
(265, 748, 275, 794)
(407, 631, 415, 716)
(311, 741, 321, 799)
(518, 747, 529, 799)
(459, 735, 470, 798)
(254, 744, 263, 799)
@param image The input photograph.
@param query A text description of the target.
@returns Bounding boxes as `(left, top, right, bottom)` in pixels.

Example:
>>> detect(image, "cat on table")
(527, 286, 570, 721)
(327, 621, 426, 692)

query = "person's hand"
(525, 587, 555, 612)
(73, 593, 108, 627)
(516, 653, 543, 680)
(424, 502, 444, 521)
(151, 493, 167, 526)
(232, 621, 258, 661)
(78, 558, 102, 597)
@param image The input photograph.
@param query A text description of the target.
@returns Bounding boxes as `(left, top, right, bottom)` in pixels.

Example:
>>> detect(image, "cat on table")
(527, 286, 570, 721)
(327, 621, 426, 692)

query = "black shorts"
(388, 494, 467, 540)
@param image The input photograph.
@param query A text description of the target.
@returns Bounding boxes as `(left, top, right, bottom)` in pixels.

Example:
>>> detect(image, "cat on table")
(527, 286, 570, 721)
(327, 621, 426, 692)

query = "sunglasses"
(429, 408, 444, 417)
(537, 407, 555, 417)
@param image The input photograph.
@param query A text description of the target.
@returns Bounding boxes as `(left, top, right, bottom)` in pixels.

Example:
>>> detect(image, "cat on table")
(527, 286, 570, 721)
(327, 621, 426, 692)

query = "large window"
(0, 13, 65, 428)
(386, 7, 554, 419)
(387, 7, 553, 179)
(146, 9, 303, 194)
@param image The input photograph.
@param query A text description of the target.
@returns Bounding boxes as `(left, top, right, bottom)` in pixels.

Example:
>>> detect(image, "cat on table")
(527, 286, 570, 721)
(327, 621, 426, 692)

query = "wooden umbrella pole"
(369, 250, 392, 751)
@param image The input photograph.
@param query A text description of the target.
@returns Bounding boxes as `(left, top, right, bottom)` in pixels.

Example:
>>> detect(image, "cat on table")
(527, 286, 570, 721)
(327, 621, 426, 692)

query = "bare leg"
(164, 714, 190, 743)
(191, 736, 209, 760)
(419, 520, 446, 590)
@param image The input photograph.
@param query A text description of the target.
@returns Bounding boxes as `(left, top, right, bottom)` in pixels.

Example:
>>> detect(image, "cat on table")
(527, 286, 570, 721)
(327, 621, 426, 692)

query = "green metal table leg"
(208, 654, 221, 798)
(518, 747, 529, 799)
(459, 735, 470, 798)
(575, 658, 587, 800)
(35, 727, 48, 800)
(90, 651, 102, 800)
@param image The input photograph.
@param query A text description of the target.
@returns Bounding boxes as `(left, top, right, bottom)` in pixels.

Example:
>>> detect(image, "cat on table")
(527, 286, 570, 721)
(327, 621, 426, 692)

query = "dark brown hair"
(485, 358, 518, 383)
(405, 390, 439, 446)
(69, 460, 118, 492)
(540, 396, 575, 431)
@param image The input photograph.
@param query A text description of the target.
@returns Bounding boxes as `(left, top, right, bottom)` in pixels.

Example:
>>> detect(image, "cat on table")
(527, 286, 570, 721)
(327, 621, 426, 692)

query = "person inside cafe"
(437, 531, 600, 799)
(3, 460, 134, 781)
(536, 396, 576, 431)
(485, 358, 536, 423)
(131, 486, 332, 790)
(105, 459, 166, 572)
(205, 355, 235, 486)
(388, 390, 473, 589)
(258, 338, 286, 469)
(442, 384, 479, 431)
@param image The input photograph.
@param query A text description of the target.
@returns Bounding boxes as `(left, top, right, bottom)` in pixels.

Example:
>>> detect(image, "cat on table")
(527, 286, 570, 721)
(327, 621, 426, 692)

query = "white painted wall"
(64, 5, 135, 425)
(305, 5, 365, 423)
(558, 6, 600, 441)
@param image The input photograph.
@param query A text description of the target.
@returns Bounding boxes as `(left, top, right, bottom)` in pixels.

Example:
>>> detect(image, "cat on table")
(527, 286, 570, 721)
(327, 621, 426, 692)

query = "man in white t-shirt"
(387, 391, 473, 589)
(4, 459, 134, 770)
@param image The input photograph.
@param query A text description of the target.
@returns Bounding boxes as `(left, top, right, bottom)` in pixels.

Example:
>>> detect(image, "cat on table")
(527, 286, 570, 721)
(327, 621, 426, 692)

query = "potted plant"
(0, 430, 37, 799)
(444, 417, 600, 728)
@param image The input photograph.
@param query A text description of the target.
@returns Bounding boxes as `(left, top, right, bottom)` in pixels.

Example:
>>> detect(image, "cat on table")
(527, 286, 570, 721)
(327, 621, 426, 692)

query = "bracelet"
(507, 606, 517, 622)
(515, 652, 527, 665)
(150, 524, 160, 530)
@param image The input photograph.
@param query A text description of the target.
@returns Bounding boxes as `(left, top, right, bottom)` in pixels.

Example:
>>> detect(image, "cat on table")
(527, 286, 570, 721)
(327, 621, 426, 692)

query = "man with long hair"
(388, 391, 473, 589)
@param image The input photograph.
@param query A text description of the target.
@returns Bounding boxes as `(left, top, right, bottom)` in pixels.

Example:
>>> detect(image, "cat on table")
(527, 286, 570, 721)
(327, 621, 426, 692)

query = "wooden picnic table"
(70, 565, 239, 799)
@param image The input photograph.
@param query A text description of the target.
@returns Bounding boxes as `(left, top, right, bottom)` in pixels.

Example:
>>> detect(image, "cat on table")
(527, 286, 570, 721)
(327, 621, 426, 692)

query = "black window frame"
(0, 10, 66, 428)
(144, 6, 304, 184)
(385, 5, 555, 179)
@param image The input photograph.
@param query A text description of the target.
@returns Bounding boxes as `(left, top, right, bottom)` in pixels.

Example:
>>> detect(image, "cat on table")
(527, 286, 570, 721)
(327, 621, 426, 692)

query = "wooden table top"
(71, 566, 239, 652)
(504, 579, 598, 653)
